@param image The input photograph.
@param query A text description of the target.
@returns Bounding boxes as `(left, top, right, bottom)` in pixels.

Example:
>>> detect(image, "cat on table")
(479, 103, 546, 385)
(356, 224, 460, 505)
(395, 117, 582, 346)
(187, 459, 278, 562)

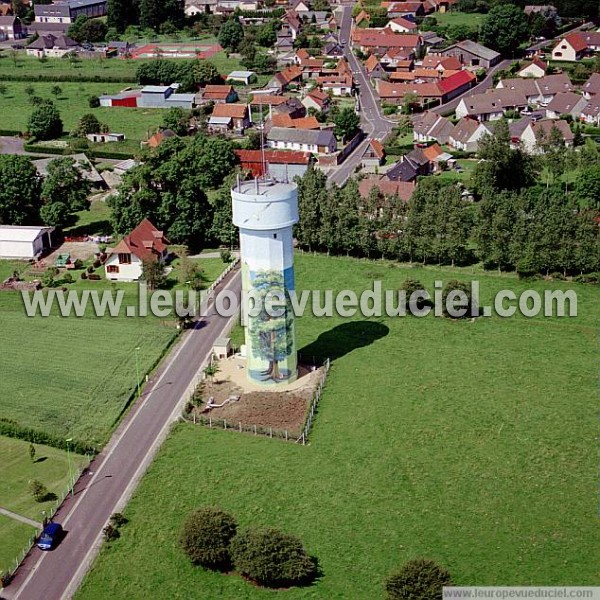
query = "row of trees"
(0, 155, 90, 228)
(107, 0, 185, 33)
(135, 59, 222, 93)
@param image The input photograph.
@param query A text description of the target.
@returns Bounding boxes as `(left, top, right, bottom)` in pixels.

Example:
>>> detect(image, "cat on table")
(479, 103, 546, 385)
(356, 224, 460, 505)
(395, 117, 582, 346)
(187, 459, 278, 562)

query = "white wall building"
(0, 225, 55, 259)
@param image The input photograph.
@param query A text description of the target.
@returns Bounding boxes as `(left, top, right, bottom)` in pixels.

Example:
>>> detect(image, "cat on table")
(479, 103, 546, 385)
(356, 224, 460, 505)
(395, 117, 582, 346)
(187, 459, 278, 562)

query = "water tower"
(231, 178, 298, 385)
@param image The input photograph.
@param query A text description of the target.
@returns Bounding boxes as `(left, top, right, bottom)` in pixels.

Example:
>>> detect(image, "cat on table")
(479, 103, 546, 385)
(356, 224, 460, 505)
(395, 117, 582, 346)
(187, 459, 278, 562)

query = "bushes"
(179, 507, 237, 570)
(29, 479, 49, 502)
(385, 558, 452, 600)
(230, 527, 316, 588)
(442, 280, 473, 318)
(180, 507, 316, 588)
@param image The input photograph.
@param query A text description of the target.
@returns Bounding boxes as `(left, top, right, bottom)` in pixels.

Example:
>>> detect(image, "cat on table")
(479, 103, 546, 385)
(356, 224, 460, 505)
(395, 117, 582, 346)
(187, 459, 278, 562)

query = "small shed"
(213, 337, 231, 359)
(227, 70, 256, 85)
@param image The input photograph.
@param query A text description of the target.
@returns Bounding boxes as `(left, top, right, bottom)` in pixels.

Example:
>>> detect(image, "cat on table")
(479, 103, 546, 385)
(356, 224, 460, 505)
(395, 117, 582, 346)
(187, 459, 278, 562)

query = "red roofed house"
(552, 33, 588, 62)
(386, 16, 418, 33)
(360, 139, 386, 169)
(364, 54, 386, 78)
(518, 55, 547, 78)
(269, 113, 320, 129)
(234, 149, 311, 180)
(302, 88, 331, 112)
(208, 103, 250, 132)
(437, 69, 476, 101)
(200, 85, 238, 104)
(105, 219, 169, 281)
(267, 65, 303, 92)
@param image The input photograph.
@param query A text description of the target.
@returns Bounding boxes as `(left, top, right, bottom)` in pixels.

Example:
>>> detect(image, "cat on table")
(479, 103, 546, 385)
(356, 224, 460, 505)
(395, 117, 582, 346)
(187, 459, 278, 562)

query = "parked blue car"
(37, 522, 63, 551)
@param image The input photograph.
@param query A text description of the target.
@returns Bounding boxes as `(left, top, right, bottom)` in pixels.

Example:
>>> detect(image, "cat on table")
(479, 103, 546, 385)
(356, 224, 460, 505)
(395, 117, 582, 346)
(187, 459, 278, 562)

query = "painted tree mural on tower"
(247, 269, 295, 382)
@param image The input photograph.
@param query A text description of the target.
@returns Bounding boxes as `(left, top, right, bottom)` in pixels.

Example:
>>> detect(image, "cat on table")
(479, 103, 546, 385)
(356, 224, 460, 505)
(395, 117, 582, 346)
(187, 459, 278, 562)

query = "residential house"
(455, 89, 528, 121)
(0, 225, 55, 259)
(323, 41, 344, 58)
(267, 65, 303, 93)
(360, 139, 385, 169)
(422, 142, 452, 171)
(449, 117, 493, 152)
(517, 56, 547, 78)
(0, 15, 22, 40)
(545, 92, 587, 119)
(437, 69, 476, 101)
(26, 33, 78, 57)
(34, 0, 106, 24)
(199, 84, 238, 104)
(185, 0, 217, 15)
(364, 54, 386, 78)
(268, 113, 320, 129)
(581, 72, 600, 100)
(283, 9, 301, 40)
(105, 219, 169, 282)
(385, 159, 418, 182)
(267, 127, 337, 154)
(438, 39, 501, 68)
(358, 177, 415, 202)
(386, 16, 418, 33)
(302, 88, 331, 112)
(315, 73, 353, 96)
(249, 94, 294, 121)
(352, 30, 423, 58)
(421, 55, 462, 71)
(555, 31, 600, 61)
(234, 149, 311, 180)
(411, 111, 454, 144)
(227, 70, 256, 85)
(496, 73, 573, 106)
(146, 129, 176, 148)
(354, 10, 370, 27)
(519, 119, 574, 154)
(299, 57, 325, 79)
(580, 97, 600, 126)
(208, 103, 250, 133)
(386, 2, 426, 18)
(420, 30, 445, 49)
(524, 4, 557, 16)
(291, 0, 310, 13)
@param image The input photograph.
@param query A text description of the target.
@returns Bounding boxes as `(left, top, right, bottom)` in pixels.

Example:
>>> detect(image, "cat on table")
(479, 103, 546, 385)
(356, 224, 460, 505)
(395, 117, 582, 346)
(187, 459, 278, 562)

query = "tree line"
(107, 0, 185, 33)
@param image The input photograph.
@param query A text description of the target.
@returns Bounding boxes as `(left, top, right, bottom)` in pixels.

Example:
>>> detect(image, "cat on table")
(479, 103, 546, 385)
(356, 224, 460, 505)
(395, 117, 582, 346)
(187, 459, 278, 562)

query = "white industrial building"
(0, 225, 55, 259)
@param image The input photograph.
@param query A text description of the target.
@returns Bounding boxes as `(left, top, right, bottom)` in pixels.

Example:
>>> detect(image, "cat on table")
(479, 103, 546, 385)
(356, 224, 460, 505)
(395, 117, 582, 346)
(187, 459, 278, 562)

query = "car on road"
(37, 522, 63, 551)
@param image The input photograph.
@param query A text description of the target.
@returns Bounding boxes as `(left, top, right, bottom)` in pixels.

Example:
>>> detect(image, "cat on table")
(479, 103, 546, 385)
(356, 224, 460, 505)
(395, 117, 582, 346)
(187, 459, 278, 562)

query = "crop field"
(0, 82, 165, 141)
(0, 251, 227, 446)
(76, 253, 599, 599)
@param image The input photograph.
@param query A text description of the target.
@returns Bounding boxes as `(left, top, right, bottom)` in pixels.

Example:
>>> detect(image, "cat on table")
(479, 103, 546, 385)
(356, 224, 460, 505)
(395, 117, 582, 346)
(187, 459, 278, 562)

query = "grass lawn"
(76, 253, 599, 599)
(435, 158, 477, 184)
(0, 515, 36, 574)
(0, 82, 165, 140)
(64, 202, 112, 237)
(0, 436, 88, 520)
(433, 10, 486, 28)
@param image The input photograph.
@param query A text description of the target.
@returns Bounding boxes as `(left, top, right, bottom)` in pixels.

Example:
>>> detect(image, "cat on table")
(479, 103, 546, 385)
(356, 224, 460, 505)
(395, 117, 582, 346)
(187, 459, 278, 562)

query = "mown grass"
(0, 437, 88, 521)
(432, 10, 486, 28)
(0, 81, 165, 140)
(76, 253, 599, 599)
(0, 515, 35, 574)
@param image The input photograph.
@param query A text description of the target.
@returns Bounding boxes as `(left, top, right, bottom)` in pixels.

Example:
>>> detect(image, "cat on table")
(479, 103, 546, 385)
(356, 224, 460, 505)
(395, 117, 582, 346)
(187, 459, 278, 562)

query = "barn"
(0, 225, 55, 259)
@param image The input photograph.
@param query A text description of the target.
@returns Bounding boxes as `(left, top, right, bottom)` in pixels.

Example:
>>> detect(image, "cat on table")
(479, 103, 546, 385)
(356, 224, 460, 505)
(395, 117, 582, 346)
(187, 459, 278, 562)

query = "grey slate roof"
(267, 126, 335, 147)
(453, 40, 500, 61)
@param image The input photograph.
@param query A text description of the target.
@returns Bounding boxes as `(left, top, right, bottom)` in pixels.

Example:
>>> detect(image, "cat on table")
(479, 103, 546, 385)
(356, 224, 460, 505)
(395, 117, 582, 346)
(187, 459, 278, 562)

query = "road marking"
(12, 270, 241, 600)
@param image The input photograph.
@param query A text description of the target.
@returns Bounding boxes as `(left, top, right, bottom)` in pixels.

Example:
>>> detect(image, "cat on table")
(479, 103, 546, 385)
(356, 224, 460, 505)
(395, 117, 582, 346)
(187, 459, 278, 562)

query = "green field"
(432, 10, 486, 28)
(0, 249, 228, 446)
(0, 82, 165, 140)
(0, 515, 35, 574)
(0, 436, 88, 520)
(76, 253, 599, 599)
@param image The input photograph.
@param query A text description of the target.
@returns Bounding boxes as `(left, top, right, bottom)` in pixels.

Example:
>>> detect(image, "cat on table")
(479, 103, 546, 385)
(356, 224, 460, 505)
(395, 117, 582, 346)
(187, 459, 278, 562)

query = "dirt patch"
(194, 361, 322, 437)
(44, 241, 100, 266)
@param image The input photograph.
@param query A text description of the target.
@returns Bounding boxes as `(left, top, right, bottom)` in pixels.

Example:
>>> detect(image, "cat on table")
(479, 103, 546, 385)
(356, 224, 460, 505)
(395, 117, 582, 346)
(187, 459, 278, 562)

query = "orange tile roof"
(212, 103, 248, 119)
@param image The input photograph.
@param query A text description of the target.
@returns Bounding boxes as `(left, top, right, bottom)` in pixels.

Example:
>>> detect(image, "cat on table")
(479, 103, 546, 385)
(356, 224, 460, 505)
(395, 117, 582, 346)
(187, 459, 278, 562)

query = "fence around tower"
(187, 358, 331, 445)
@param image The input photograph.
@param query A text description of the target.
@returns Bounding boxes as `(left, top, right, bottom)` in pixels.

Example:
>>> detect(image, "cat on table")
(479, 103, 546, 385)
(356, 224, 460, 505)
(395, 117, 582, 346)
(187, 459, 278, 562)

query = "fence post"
(224, 419, 227, 430)
(254, 425, 257, 435)
(209, 416, 212, 428)
(239, 422, 242, 433)
(269, 427, 272, 438)
(285, 429, 288, 441)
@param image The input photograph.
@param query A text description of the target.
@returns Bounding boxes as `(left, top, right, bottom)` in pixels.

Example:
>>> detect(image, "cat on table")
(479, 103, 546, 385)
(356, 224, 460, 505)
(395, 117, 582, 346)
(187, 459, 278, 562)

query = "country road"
(2, 267, 242, 600)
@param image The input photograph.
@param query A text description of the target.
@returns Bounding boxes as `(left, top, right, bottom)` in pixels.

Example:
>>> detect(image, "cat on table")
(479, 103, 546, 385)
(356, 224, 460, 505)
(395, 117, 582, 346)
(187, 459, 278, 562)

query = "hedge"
(0, 73, 136, 84)
(23, 143, 69, 155)
(0, 418, 97, 455)
(0, 129, 22, 136)
(87, 148, 136, 159)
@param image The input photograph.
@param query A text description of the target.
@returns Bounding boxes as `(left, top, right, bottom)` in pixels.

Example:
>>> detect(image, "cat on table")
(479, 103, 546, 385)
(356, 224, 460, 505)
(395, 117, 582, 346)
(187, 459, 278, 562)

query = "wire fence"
(2, 455, 93, 584)
(185, 358, 331, 446)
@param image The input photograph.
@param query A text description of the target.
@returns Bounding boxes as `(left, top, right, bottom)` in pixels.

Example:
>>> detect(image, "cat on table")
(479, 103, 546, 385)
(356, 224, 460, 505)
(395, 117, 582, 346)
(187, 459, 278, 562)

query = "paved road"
(3, 268, 242, 600)
(328, 5, 395, 186)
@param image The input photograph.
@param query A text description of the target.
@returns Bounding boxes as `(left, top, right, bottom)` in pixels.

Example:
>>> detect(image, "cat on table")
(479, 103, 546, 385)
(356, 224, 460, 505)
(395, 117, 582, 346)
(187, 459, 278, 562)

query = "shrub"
(441, 279, 473, 318)
(179, 507, 237, 570)
(29, 479, 49, 502)
(103, 523, 120, 542)
(110, 512, 128, 528)
(80, 271, 88, 279)
(88, 95, 101, 108)
(88, 274, 101, 280)
(93, 259, 101, 269)
(62, 273, 73, 284)
(86, 265, 94, 273)
(230, 527, 316, 588)
(385, 558, 452, 600)
(400, 279, 428, 309)
(220, 248, 232, 263)
(73, 259, 83, 269)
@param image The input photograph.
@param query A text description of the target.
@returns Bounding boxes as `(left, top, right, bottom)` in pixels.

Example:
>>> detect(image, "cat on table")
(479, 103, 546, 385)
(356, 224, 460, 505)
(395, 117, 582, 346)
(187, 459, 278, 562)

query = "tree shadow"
(65, 219, 112, 238)
(34, 456, 48, 463)
(40, 491, 57, 502)
(298, 320, 389, 365)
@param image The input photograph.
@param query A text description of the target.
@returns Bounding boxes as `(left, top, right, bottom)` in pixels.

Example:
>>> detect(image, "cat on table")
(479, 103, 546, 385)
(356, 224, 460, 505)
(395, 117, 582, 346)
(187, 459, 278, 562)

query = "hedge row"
(23, 143, 135, 160)
(23, 143, 69, 155)
(0, 129, 22, 136)
(0, 73, 136, 83)
(0, 418, 97, 455)
(87, 148, 136, 159)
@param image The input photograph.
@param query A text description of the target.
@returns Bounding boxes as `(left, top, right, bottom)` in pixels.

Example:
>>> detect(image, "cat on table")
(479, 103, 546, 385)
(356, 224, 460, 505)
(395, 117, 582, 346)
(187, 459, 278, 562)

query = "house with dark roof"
(105, 219, 168, 281)
(545, 92, 587, 120)
(519, 118, 574, 154)
(581, 72, 600, 100)
(26, 32, 78, 57)
(580, 97, 600, 126)
(438, 39, 501, 68)
(0, 15, 22, 40)
(34, 0, 106, 24)
(411, 111, 454, 144)
(364, 54, 386, 78)
(496, 73, 573, 106)
(386, 159, 418, 182)
(449, 117, 493, 152)
(267, 126, 337, 154)
(456, 89, 528, 121)
(301, 88, 331, 112)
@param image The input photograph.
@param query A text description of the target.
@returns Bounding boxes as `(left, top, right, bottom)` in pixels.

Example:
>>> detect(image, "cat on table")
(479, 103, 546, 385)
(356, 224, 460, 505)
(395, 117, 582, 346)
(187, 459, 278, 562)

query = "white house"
(519, 119, 574, 154)
(448, 118, 493, 152)
(0, 225, 55, 259)
(105, 218, 168, 281)
(517, 56, 547, 78)
(580, 97, 600, 126)
(267, 127, 337, 154)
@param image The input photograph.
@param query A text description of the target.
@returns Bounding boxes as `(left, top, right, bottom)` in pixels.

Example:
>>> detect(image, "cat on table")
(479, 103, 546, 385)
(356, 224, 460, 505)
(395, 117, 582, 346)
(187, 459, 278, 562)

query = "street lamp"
(65, 438, 73, 498)
(135, 346, 141, 398)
